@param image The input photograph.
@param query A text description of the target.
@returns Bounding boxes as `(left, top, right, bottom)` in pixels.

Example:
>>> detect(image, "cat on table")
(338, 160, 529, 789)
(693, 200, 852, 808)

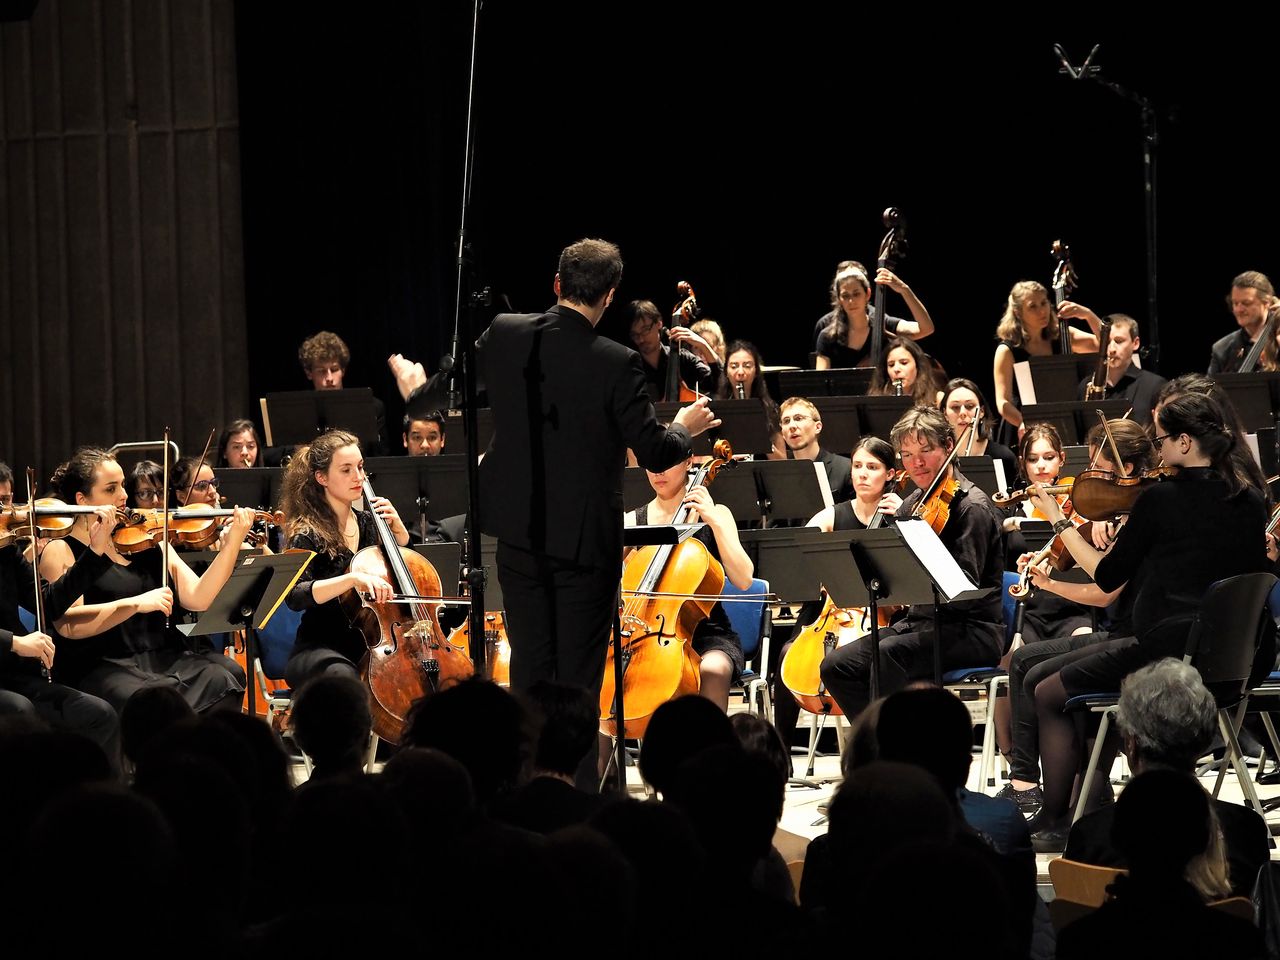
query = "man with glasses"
(818, 406, 1005, 718)
(1208, 270, 1275, 374)
(627, 299, 721, 401)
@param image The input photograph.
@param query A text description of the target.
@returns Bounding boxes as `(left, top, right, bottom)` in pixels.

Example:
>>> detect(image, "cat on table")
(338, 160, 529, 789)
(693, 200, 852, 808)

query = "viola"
(344, 479, 473, 743)
(664, 280, 702, 403)
(1068, 468, 1163, 522)
(447, 612, 510, 687)
(599, 439, 734, 738)
(911, 422, 973, 535)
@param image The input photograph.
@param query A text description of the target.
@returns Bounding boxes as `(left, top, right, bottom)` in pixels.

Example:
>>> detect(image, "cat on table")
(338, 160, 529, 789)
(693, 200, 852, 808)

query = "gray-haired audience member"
(1064, 658, 1268, 898)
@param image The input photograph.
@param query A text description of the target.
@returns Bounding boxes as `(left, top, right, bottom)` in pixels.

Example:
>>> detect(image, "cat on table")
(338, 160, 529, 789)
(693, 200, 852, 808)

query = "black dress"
(995, 336, 1060, 449)
(632, 502, 745, 679)
(52, 539, 245, 713)
(284, 510, 379, 688)
(812, 308, 903, 366)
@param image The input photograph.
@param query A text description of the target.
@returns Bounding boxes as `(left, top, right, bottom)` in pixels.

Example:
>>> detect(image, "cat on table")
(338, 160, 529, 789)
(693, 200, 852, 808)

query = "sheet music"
(813, 461, 834, 508)
(1013, 361, 1037, 406)
(895, 518, 979, 601)
(992, 459, 1008, 494)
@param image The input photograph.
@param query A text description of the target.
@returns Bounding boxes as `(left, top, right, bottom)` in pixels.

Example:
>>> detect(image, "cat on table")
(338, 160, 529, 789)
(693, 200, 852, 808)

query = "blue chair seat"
(942, 666, 1004, 685)
(1064, 693, 1120, 712)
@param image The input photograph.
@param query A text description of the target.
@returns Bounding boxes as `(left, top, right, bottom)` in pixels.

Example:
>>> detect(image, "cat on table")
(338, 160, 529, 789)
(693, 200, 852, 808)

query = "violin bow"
(162, 426, 171, 628)
(25, 467, 50, 683)
(181, 428, 218, 506)
(1094, 411, 1130, 478)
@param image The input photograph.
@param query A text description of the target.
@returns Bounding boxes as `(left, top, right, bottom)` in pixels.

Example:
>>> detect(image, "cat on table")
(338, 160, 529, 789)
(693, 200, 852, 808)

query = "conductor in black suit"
(389, 238, 717, 720)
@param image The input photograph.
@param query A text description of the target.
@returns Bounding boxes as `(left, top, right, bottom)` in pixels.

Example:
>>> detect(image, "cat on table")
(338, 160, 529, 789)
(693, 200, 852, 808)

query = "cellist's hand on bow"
(350, 571, 394, 604)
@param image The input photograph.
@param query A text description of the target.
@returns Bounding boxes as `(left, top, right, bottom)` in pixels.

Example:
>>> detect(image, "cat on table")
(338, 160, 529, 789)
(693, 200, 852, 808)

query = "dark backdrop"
(236, 10, 1280, 444)
(5, 5, 1276, 477)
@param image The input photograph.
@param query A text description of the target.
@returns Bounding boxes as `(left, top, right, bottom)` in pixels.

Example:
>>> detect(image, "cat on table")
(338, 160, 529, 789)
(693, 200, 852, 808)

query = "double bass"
(599, 440, 734, 738)
(1051, 239, 1079, 353)
(343, 478, 473, 742)
(663, 280, 702, 402)
(870, 208, 908, 369)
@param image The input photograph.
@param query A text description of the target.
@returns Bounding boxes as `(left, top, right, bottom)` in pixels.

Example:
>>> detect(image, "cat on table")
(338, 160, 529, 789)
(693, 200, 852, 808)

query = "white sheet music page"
(895, 518, 979, 601)
(1013, 361, 1037, 406)
(813, 461, 834, 508)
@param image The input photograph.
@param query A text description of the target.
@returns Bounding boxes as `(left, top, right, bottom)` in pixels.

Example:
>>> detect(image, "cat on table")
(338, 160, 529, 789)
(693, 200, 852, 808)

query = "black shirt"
(1093, 468, 1268, 639)
(1075, 364, 1168, 425)
(813, 308, 904, 367)
(788, 447, 855, 504)
(285, 510, 379, 667)
(1208, 328, 1255, 375)
(640, 344, 719, 402)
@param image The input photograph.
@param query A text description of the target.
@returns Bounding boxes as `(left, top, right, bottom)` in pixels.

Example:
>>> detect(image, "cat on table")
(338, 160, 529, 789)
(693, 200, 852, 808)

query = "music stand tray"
(1215, 372, 1280, 432)
(214, 467, 284, 512)
(654, 399, 772, 457)
(738, 528, 822, 605)
(778, 368, 875, 398)
(711, 459, 832, 527)
(364, 455, 471, 542)
(1019, 399, 1130, 445)
(262, 388, 380, 450)
(956, 456, 1009, 499)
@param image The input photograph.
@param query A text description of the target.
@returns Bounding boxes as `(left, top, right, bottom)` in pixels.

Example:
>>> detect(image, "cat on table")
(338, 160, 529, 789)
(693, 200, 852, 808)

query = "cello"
(663, 281, 702, 402)
(343, 478, 473, 743)
(599, 440, 734, 738)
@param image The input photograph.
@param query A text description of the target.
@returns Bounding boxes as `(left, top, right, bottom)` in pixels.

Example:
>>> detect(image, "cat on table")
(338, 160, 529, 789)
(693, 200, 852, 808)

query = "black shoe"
(995, 783, 1044, 816)
(1030, 824, 1070, 853)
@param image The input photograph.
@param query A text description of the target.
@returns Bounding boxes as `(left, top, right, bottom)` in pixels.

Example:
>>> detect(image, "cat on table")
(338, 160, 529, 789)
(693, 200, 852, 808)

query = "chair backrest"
(256, 604, 304, 681)
(721, 577, 769, 661)
(1184, 573, 1278, 704)
(1209, 896, 1255, 922)
(1048, 857, 1125, 908)
(1001, 571, 1018, 643)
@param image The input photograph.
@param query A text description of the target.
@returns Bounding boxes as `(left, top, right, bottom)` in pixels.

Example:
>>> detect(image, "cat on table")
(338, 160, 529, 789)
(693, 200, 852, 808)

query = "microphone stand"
(1053, 43, 1162, 372)
(447, 0, 489, 674)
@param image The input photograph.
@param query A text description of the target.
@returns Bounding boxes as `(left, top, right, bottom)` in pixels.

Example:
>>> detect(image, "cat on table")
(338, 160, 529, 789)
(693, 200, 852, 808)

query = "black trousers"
(0, 672, 121, 766)
(819, 616, 1003, 719)
(497, 541, 617, 789)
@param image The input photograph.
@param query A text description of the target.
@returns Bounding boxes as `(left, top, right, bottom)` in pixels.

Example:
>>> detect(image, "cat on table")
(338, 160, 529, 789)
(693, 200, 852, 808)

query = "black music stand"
(365, 455, 471, 543)
(956, 456, 1010, 498)
(213, 467, 284, 511)
(710, 459, 832, 527)
(1215, 372, 1280, 432)
(440, 408, 496, 456)
(739, 528, 824, 605)
(1019, 399, 1130, 445)
(1062, 445, 1092, 478)
(1020, 355, 1101, 404)
(778, 368, 875, 398)
(185, 551, 314, 720)
(262, 388, 380, 451)
(856, 397, 916, 441)
(600, 523, 684, 794)
(654, 399, 772, 456)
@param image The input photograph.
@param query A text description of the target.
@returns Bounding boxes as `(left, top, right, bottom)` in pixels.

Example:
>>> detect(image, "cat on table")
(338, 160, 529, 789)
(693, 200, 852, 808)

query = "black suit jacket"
(409, 304, 691, 568)
(1208, 328, 1254, 375)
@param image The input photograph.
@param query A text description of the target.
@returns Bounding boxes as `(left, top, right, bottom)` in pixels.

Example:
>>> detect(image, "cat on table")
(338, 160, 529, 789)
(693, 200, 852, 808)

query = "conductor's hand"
(672, 396, 720, 438)
(387, 354, 429, 402)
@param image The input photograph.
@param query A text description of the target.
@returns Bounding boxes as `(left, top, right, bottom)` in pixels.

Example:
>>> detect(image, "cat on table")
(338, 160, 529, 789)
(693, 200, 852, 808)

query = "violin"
(111, 507, 283, 554)
(0, 500, 108, 548)
(344, 479, 473, 744)
(1067, 469, 1163, 522)
(664, 280, 702, 403)
(911, 423, 972, 535)
(447, 611, 510, 688)
(871, 208, 908, 369)
(599, 439, 735, 739)
(1051, 239, 1079, 353)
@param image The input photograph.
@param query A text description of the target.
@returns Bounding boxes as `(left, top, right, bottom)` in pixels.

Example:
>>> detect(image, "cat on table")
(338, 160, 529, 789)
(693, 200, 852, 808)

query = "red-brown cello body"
(344, 479, 473, 743)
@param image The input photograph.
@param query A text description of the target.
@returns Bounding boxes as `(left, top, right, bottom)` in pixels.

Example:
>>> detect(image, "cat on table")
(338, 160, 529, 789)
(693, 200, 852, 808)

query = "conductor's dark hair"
(558, 238, 623, 307)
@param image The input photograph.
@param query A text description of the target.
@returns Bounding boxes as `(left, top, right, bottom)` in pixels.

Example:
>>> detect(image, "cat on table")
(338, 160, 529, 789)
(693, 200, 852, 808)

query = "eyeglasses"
(1152, 434, 1177, 447)
(134, 489, 162, 503)
(190, 478, 221, 492)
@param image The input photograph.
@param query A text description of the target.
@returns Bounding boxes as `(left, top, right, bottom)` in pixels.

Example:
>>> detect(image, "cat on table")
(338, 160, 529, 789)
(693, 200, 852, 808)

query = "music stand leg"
(867, 578, 882, 702)
(932, 584, 943, 687)
(245, 626, 258, 720)
(610, 605, 627, 796)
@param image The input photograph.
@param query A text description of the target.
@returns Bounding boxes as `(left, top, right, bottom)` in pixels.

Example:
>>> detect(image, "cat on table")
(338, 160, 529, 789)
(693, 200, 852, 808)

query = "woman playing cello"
(625, 451, 754, 711)
(279, 430, 412, 689)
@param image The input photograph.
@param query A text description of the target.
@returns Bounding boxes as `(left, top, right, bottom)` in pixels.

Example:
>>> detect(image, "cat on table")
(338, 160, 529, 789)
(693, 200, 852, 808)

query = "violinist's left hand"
(225, 506, 256, 544)
(87, 504, 118, 555)
(388, 354, 429, 402)
(370, 497, 409, 544)
(1026, 484, 1065, 525)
